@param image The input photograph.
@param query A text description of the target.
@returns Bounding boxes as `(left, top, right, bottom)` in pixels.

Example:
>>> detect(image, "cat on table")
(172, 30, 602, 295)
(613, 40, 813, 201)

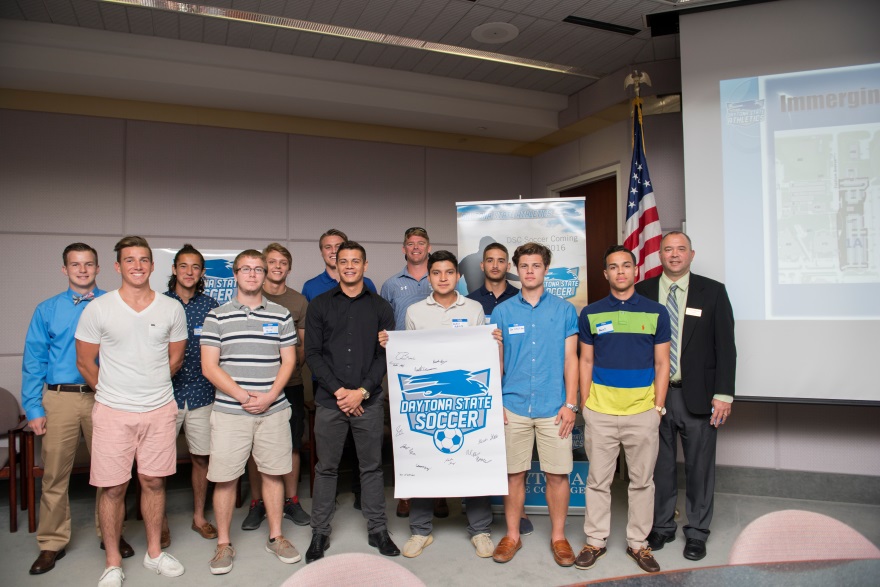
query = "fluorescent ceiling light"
(97, 0, 600, 79)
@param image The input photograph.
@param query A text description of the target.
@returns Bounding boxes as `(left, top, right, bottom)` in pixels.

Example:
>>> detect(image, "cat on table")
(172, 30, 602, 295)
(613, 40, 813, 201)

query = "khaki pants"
(583, 407, 659, 551)
(37, 390, 101, 550)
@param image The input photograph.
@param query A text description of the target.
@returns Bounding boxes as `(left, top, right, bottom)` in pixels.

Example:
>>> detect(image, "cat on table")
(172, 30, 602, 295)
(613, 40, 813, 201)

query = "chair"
(729, 509, 880, 565)
(0, 387, 27, 532)
(280, 553, 425, 587)
(22, 429, 92, 533)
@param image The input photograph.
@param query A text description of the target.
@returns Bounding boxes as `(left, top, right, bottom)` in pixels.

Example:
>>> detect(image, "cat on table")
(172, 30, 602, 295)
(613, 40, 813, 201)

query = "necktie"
(73, 292, 95, 305)
(666, 284, 679, 377)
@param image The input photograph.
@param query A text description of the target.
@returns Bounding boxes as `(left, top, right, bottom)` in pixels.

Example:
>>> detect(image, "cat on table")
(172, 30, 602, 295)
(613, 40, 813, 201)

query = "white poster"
(387, 326, 507, 498)
(151, 248, 239, 303)
(456, 197, 588, 313)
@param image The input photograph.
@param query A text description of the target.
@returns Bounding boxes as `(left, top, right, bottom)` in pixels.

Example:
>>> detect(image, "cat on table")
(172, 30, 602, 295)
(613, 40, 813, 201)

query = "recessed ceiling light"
(471, 22, 519, 45)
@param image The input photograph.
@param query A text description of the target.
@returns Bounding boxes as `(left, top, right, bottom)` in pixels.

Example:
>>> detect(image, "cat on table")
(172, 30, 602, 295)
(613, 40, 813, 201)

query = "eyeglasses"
(235, 267, 266, 275)
(405, 226, 427, 237)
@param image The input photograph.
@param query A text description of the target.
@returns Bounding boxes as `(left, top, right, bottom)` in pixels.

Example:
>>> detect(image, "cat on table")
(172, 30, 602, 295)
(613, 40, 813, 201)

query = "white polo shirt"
(404, 291, 486, 331)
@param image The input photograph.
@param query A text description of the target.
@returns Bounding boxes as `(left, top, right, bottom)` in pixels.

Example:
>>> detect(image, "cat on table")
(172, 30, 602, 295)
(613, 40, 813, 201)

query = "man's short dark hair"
(167, 243, 206, 294)
(233, 249, 266, 271)
(319, 229, 348, 248)
(482, 242, 508, 260)
(512, 242, 551, 267)
(63, 242, 98, 266)
(662, 231, 693, 248)
(114, 236, 151, 263)
(337, 240, 366, 261)
(428, 250, 459, 272)
(603, 245, 636, 267)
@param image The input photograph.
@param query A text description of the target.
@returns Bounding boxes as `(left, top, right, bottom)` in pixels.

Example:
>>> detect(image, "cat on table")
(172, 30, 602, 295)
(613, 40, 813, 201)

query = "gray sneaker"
(266, 536, 301, 564)
(283, 499, 311, 526)
(209, 543, 235, 575)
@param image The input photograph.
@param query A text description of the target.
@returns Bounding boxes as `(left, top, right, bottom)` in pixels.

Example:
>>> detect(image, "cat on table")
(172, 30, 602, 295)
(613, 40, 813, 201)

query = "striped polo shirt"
(200, 296, 297, 416)
(578, 292, 670, 416)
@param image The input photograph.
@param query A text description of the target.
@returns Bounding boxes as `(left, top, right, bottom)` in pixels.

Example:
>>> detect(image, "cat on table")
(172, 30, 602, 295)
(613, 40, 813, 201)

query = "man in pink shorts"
(76, 236, 188, 587)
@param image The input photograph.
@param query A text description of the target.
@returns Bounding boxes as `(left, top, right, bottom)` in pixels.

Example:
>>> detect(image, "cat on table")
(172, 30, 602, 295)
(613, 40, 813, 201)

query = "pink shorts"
(90, 400, 178, 487)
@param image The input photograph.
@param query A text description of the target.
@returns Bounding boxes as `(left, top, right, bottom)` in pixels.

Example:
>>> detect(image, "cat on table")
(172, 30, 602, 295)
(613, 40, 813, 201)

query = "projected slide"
(720, 63, 880, 320)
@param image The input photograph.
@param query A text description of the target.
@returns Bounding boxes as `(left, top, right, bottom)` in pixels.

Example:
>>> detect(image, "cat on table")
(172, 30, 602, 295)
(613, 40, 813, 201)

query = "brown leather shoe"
(396, 499, 410, 518)
(100, 538, 135, 559)
(192, 521, 219, 539)
(492, 536, 522, 563)
(575, 544, 606, 570)
(161, 527, 171, 549)
(433, 498, 449, 519)
(551, 539, 575, 567)
(30, 549, 66, 574)
(626, 546, 661, 573)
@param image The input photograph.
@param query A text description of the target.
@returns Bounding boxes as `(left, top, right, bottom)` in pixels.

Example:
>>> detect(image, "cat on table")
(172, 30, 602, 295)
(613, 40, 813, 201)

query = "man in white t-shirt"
(76, 236, 188, 587)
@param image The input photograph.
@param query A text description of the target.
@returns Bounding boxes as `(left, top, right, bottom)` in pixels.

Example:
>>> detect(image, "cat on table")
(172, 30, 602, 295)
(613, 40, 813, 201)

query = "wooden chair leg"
(8, 432, 17, 532)
(26, 433, 37, 533)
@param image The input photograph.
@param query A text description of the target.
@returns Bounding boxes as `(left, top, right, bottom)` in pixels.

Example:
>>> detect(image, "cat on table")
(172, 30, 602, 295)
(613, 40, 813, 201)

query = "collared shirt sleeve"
(21, 304, 50, 421)
(200, 309, 222, 348)
(304, 297, 343, 394)
(278, 311, 297, 347)
(578, 306, 595, 345)
(654, 300, 672, 344)
(564, 302, 579, 338)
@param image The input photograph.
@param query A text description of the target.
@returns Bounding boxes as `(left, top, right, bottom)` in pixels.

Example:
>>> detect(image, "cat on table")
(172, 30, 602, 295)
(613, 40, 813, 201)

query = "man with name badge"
(305, 241, 399, 563)
(23, 243, 128, 575)
(200, 249, 300, 574)
(465, 241, 533, 536)
(490, 242, 579, 567)
(163, 243, 220, 544)
(382, 251, 496, 559)
(380, 227, 447, 519)
(76, 236, 188, 587)
(636, 232, 736, 562)
(575, 245, 670, 575)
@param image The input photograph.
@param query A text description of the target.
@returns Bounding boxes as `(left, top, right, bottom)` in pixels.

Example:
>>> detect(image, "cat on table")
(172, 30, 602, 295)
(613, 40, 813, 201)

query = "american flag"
(623, 98, 662, 281)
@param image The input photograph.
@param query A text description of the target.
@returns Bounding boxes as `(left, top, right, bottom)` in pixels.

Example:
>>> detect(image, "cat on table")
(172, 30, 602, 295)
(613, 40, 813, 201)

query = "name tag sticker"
(484, 315, 493, 325)
(262, 323, 279, 335)
(508, 324, 525, 335)
(685, 307, 703, 317)
(451, 318, 468, 328)
(193, 327, 203, 336)
(596, 320, 614, 335)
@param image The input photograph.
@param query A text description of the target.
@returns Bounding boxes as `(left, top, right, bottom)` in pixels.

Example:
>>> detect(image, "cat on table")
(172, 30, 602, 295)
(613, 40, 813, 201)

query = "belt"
(669, 380, 683, 388)
(48, 384, 94, 393)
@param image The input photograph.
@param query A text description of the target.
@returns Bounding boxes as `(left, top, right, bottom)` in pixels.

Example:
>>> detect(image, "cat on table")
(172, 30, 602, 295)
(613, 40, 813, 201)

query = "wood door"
(561, 176, 618, 304)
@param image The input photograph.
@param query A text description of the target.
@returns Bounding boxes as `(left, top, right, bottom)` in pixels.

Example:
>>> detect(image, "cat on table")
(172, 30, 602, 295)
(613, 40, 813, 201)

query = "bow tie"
(73, 292, 95, 305)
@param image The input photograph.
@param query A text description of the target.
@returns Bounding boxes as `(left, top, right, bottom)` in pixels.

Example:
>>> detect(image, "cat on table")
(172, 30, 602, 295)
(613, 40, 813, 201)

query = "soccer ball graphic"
(433, 428, 464, 454)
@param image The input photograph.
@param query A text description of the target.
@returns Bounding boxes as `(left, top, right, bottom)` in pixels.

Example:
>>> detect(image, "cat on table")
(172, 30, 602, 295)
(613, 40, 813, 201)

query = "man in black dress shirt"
(303, 241, 399, 563)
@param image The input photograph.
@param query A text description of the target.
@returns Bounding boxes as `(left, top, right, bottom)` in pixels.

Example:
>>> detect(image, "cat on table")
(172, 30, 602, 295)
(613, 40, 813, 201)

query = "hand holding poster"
(387, 326, 507, 498)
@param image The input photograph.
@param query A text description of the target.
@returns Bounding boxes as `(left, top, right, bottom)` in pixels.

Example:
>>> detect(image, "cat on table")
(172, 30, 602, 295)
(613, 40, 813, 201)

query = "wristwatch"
(565, 403, 578, 414)
(655, 405, 666, 416)
(359, 387, 371, 400)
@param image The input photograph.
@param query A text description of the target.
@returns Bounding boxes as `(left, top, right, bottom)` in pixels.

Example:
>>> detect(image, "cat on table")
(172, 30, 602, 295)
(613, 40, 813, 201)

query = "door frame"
(546, 164, 624, 241)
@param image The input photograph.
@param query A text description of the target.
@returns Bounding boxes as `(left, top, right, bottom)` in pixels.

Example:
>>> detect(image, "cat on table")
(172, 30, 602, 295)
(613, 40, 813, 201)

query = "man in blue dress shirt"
(23, 243, 132, 574)
(163, 244, 220, 544)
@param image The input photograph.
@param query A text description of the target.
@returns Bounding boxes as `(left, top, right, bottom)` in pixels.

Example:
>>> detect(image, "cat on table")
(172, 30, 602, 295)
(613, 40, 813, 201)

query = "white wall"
(0, 108, 531, 407)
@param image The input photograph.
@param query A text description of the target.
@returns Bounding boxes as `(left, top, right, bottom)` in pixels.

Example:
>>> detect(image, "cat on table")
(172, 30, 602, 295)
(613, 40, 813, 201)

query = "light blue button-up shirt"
(492, 290, 578, 419)
(21, 287, 106, 420)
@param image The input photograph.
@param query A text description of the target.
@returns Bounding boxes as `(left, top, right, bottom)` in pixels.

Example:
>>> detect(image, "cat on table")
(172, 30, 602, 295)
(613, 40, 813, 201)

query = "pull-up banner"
(387, 326, 507, 498)
(456, 197, 588, 314)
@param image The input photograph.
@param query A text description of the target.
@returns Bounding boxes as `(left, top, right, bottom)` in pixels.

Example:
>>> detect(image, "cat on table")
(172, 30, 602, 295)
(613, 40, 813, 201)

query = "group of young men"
(22, 225, 735, 584)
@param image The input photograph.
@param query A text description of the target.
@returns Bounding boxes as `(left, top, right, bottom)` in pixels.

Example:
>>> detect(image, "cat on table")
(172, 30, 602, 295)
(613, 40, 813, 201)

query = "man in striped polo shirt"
(575, 245, 671, 575)
(200, 249, 300, 574)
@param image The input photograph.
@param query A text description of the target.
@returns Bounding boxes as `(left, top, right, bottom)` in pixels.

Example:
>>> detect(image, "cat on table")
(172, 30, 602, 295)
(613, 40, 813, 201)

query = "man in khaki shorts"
(75, 236, 188, 587)
(200, 249, 299, 575)
(162, 244, 220, 543)
(489, 242, 580, 567)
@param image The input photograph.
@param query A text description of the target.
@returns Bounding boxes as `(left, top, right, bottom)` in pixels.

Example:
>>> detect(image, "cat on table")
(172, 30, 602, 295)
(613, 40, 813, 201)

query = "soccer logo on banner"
(397, 369, 494, 455)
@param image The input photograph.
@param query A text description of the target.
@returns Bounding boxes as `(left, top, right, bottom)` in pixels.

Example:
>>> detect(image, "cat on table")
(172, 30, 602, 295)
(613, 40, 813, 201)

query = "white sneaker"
(143, 552, 185, 577)
(402, 534, 433, 558)
(471, 533, 494, 558)
(98, 566, 124, 587)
